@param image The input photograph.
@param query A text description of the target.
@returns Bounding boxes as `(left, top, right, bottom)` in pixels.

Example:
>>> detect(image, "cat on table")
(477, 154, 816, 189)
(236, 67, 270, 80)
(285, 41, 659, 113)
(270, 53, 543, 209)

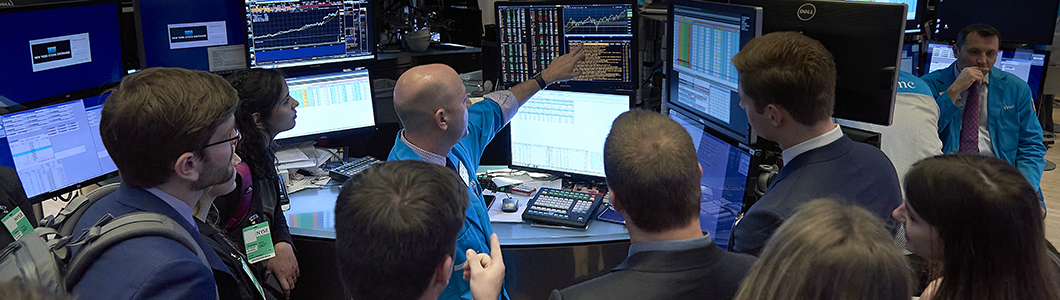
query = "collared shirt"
(952, 67, 994, 157)
(400, 90, 520, 165)
(627, 233, 714, 257)
(145, 187, 197, 230)
(781, 124, 843, 166)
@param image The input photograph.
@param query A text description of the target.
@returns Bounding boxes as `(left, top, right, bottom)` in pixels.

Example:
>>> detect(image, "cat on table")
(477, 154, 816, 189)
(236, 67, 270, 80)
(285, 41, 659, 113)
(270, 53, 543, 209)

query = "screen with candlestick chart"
(245, 0, 373, 69)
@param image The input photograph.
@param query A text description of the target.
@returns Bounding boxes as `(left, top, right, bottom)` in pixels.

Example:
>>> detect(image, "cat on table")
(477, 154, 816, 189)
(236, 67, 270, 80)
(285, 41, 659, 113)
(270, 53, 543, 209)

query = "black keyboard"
(522, 188, 603, 228)
(328, 156, 382, 182)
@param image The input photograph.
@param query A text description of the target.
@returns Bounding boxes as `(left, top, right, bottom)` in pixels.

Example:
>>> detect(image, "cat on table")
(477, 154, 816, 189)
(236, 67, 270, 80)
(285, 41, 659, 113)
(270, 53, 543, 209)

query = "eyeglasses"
(202, 129, 241, 149)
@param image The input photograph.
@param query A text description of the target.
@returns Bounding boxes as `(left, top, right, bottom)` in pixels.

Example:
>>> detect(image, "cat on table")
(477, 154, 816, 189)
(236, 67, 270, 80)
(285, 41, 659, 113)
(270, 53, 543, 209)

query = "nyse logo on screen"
(31, 40, 73, 64)
(797, 3, 816, 21)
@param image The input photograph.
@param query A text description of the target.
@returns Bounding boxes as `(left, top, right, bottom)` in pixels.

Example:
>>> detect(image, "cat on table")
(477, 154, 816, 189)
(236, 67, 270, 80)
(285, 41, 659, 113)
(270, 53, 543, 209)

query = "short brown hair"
(732, 31, 836, 126)
(603, 110, 700, 232)
(955, 23, 1000, 50)
(100, 67, 237, 188)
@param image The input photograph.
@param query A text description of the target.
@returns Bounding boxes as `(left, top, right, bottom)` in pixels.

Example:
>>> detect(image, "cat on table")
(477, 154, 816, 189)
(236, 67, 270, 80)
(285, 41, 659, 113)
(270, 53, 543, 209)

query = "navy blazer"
(70, 184, 231, 300)
(548, 239, 756, 300)
(732, 135, 903, 256)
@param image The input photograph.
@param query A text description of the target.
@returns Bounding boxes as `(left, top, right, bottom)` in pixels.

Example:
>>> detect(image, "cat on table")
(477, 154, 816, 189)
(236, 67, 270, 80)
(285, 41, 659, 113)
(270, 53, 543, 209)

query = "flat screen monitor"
(665, 0, 761, 146)
(245, 0, 374, 69)
(0, 1, 125, 107)
(927, 44, 1050, 102)
(843, 0, 924, 32)
(935, 0, 1059, 45)
(134, 0, 248, 73)
(669, 106, 752, 250)
(509, 90, 631, 178)
(275, 67, 376, 141)
(900, 42, 922, 76)
(0, 93, 118, 202)
(730, 0, 906, 126)
(496, 1, 637, 91)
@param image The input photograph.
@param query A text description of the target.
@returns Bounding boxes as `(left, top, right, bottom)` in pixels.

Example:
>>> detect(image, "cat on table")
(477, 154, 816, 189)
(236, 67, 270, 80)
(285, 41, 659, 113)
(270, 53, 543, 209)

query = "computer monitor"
(134, 0, 248, 73)
(275, 67, 376, 141)
(668, 106, 752, 250)
(730, 0, 906, 126)
(935, 0, 1059, 45)
(0, 93, 118, 202)
(926, 44, 1050, 102)
(244, 0, 374, 69)
(509, 90, 632, 178)
(0, 0, 125, 107)
(665, 0, 761, 146)
(495, 0, 637, 91)
(843, 0, 924, 32)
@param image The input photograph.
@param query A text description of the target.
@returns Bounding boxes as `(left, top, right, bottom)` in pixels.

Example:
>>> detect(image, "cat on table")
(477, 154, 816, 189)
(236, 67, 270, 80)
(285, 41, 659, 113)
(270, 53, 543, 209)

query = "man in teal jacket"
(920, 24, 1046, 208)
(387, 45, 585, 300)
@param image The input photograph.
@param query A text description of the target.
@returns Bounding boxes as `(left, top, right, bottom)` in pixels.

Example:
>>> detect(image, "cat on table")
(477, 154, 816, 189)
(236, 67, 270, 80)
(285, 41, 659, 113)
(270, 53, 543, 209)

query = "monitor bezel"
(242, 0, 377, 71)
(133, 0, 250, 74)
(273, 64, 379, 145)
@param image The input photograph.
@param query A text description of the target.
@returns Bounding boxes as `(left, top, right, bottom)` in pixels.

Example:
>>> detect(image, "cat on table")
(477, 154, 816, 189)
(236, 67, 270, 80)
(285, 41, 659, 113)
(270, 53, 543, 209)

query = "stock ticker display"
(498, 3, 635, 90)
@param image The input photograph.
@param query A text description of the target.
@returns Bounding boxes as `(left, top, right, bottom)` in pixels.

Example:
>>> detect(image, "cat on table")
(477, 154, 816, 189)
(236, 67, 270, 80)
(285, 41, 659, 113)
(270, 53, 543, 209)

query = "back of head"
(904, 154, 1059, 300)
(603, 109, 700, 232)
(334, 160, 469, 300)
(732, 31, 836, 126)
(392, 64, 461, 133)
(226, 68, 287, 175)
(734, 199, 911, 300)
(955, 23, 1000, 49)
(100, 67, 237, 188)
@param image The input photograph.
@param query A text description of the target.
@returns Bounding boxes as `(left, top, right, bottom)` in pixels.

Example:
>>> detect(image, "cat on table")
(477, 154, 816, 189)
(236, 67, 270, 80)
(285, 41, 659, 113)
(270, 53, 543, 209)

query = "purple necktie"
(958, 82, 980, 153)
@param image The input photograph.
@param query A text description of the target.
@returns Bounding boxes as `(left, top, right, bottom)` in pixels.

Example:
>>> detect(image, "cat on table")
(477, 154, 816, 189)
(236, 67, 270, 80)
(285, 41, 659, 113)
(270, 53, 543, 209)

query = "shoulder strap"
(46, 183, 121, 237)
(64, 212, 212, 293)
(222, 162, 255, 232)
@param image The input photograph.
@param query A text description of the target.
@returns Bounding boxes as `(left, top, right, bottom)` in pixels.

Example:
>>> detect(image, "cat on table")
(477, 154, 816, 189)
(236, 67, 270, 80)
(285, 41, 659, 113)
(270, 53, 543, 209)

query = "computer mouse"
(501, 197, 519, 213)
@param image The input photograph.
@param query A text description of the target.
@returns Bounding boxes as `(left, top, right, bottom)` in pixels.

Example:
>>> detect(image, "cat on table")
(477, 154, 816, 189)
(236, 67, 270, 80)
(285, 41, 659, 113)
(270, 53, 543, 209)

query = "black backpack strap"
(64, 212, 211, 292)
(45, 183, 121, 236)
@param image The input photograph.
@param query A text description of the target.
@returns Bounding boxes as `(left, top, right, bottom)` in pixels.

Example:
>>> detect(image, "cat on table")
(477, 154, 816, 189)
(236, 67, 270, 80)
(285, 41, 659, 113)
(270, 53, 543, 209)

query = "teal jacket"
(921, 63, 1046, 205)
(388, 99, 509, 300)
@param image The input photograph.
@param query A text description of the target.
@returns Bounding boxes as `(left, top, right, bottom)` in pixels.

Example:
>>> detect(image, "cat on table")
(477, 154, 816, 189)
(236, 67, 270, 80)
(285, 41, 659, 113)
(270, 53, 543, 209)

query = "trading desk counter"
(284, 184, 631, 300)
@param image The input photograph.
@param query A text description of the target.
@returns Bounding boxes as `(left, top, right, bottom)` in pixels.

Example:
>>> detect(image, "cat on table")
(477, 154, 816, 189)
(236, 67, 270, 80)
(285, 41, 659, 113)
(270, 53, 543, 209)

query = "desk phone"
(328, 156, 382, 182)
(522, 188, 603, 228)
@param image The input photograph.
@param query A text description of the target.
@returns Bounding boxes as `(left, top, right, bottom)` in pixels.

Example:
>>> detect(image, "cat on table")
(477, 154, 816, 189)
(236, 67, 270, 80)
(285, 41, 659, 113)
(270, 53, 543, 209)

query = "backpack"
(221, 162, 255, 232)
(0, 183, 214, 297)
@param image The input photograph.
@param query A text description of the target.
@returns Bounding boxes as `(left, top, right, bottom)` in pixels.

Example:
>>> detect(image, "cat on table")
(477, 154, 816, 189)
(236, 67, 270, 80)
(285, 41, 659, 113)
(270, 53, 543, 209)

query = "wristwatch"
(533, 73, 549, 89)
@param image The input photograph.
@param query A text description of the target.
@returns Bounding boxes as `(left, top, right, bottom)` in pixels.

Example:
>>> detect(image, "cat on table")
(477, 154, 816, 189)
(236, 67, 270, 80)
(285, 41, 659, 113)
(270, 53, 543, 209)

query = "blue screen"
(0, 3, 124, 106)
(137, 0, 247, 72)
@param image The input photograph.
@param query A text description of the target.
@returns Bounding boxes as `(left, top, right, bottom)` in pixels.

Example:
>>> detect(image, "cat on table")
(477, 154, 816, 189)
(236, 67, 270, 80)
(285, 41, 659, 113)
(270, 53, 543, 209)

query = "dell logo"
(797, 3, 816, 21)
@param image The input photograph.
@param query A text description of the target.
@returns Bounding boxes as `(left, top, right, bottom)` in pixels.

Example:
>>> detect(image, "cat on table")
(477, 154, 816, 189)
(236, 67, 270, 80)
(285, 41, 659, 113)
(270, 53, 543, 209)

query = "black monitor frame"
(494, 0, 639, 92)
(729, 0, 906, 126)
(934, 0, 1060, 46)
(243, 0, 376, 71)
(133, 0, 249, 74)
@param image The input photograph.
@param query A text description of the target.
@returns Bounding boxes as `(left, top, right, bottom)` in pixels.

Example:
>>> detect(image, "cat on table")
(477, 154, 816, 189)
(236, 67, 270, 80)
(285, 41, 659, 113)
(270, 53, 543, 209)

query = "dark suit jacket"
(549, 239, 756, 300)
(732, 135, 903, 256)
(70, 184, 231, 300)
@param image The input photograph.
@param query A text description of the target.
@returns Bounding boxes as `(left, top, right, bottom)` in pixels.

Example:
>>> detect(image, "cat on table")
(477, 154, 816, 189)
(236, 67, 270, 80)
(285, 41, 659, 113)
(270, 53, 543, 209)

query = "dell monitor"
(927, 44, 1050, 102)
(245, 0, 374, 69)
(665, 0, 761, 146)
(0, 0, 125, 107)
(509, 90, 632, 179)
(935, 0, 1059, 45)
(730, 0, 906, 126)
(274, 67, 376, 142)
(496, 0, 637, 91)
(134, 0, 248, 73)
(669, 106, 753, 250)
(0, 93, 118, 202)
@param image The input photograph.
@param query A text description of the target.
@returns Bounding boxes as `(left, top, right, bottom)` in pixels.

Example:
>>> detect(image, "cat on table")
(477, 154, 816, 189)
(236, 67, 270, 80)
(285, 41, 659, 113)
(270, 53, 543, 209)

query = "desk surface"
(284, 183, 629, 246)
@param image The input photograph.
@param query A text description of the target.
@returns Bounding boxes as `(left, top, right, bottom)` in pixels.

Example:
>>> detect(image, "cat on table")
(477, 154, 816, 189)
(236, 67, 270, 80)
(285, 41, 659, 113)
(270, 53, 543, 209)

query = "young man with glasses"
(69, 67, 242, 300)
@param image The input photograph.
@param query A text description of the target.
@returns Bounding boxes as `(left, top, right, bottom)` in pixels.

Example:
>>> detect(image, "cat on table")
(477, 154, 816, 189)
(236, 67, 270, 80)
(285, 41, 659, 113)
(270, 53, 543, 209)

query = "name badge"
(3, 207, 32, 241)
(458, 161, 470, 187)
(242, 222, 276, 264)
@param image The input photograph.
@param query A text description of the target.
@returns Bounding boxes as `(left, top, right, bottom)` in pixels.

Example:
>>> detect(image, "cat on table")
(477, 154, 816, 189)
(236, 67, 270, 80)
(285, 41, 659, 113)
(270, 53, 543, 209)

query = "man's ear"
(434, 108, 448, 131)
(766, 104, 784, 127)
(424, 255, 454, 299)
(609, 187, 623, 212)
(173, 152, 201, 183)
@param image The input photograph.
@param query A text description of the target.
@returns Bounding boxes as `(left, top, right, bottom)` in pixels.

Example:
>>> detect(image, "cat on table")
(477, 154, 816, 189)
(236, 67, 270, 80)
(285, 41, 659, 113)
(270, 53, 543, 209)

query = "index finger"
(569, 43, 584, 56)
(488, 233, 503, 262)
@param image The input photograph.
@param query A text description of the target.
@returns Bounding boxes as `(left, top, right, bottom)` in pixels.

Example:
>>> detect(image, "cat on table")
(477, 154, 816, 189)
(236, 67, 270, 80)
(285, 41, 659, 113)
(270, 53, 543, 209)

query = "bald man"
(387, 45, 584, 300)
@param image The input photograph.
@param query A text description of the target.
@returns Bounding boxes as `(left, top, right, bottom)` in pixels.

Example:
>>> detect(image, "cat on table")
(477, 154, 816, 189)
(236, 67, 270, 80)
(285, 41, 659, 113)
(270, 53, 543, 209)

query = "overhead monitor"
(275, 67, 376, 141)
(926, 44, 1049, 102)
(0, 94, 118, 202)
(843, 0, 924, 32)
(669, 106, 752, 250)
(730, 0, 906, 126)
(245, 0, 374, 69)
(0, 0, 125, 107)
(935, 0, 1059, 45)
(665, 0, 760, 146)
(134, 0, 248, 73)
(496, 0, 637, 91)
(900, 42, 921, 76)
(509, 90, 631, 179)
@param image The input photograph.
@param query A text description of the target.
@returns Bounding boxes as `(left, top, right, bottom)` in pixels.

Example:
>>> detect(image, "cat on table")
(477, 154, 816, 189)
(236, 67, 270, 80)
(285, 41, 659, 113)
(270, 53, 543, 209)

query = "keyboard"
(328, 156, 382, 182)
(522, 188, 603, 228)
